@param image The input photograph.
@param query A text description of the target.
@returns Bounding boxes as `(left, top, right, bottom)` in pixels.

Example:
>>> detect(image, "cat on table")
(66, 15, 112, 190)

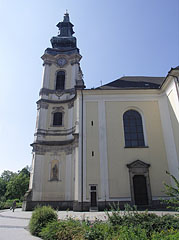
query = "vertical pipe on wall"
(81, 89, 84, 211)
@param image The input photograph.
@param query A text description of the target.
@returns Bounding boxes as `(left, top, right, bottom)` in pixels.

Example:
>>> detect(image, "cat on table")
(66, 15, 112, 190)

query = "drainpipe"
(81, 89, 84, 211)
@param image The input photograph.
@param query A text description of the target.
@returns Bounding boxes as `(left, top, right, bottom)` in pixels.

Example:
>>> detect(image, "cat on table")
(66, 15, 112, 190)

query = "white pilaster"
(32, 154, 44, 201)
(98, 100, 109, 200)
(158, 95, 179, 183)
(38, 108, 48, 129)
(41, 64, 51, 88)
(65, 155, 72, 200)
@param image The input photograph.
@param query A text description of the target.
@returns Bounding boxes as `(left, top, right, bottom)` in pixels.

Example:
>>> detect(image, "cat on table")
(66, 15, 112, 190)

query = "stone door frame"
(127, 160, 152, 206)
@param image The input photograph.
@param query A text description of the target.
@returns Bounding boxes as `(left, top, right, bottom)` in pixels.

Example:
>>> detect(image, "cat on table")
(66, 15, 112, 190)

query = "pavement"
(0, 208, 178, 240)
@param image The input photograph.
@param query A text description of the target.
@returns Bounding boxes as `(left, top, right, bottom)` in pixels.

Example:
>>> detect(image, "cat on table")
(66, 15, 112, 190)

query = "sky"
(0, 0, 178, 174)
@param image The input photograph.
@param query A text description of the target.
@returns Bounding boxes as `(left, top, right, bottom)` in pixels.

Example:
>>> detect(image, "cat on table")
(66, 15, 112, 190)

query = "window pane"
(56, 71, 65, 90)
(123, 110, 145, 147)
(125, 140, 131, 147)
(53, 112, 62, 126)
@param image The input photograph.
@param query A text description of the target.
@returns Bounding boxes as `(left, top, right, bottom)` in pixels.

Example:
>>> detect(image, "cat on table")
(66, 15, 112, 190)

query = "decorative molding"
(71, 60, 79, 65)
(42, 60, 52, 66)
(36, 94, 77, 105)
(35, 126, 76, 136)
(68, 101, 74, 109)
(52, 106, 64, 113)
(31, 137, 79, 155)
(37, 102, 49, 110)
(127, 160, 152, 205)
(39, 88, 76, 96)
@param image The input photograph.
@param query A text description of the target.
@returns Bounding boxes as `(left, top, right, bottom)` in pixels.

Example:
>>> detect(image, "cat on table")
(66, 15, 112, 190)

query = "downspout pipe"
(81, 89, 84, 211)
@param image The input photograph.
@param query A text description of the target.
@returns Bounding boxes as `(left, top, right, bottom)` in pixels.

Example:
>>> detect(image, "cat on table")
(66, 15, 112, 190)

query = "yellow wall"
(85, 102, 101, 199)
(85, 98, 170, 199)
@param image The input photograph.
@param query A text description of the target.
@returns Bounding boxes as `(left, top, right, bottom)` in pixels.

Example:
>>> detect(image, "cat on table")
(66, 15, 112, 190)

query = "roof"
(96, 76, 165, 90)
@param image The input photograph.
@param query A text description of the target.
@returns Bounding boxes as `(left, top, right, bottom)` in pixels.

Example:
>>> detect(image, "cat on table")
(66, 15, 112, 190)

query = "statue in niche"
(51, 163, 58, 181)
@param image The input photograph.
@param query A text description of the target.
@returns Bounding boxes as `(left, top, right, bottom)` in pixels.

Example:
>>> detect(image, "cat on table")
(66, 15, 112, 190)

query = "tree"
(164, 171, 179, 211)
(0, 178, 6, 200)
(5, 168, 30, 200)
(1, 170, 17, 182)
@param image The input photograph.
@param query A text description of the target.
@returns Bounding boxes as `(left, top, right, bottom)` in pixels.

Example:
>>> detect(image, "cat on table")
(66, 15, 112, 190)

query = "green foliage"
(31, 205, 179, 240)
(39, 220, 60, 240)
(0, 178, 6, 197)
(84, 221, 111, 240)
(40, 219, 85, 240)
(1, 170, 17, 182)
(163, 171, 179, 211)
(106, 204, 179, 238)
(0, 199, 22, 210)
(5, 171, 29, 199)
(0, 166, 30, 205)
(152, 229, 179, 239)
(29, 205, 58, 237)
(118, 225, 148, 240)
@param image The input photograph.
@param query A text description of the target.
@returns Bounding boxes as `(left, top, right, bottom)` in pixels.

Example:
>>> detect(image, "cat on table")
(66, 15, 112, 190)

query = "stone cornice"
(37, 93, 77, 105)
(31, 135, 79, 155)
(41, 52, 82, 66)
(39, 88, 75, 96)
(34, 126, 76, 136)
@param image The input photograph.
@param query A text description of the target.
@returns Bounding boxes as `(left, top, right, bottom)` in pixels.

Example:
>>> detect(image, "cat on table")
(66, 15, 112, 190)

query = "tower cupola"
(47, 12, 78, 55)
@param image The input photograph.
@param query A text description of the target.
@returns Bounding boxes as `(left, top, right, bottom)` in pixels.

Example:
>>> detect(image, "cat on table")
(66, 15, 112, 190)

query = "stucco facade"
(23, 13, 179, 211)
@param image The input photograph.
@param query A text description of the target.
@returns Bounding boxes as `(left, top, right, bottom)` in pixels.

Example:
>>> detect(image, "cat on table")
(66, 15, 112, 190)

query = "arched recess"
(123, 109, 147, 148)
(127, 160, 152, 205)
(55, 71, 65, 90)
(122, 107, 148, 147)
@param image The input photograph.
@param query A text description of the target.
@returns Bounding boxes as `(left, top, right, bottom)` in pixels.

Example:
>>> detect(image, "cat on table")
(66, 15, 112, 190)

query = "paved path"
(0, 209, 41, 240)
(0, 208, 178, 240)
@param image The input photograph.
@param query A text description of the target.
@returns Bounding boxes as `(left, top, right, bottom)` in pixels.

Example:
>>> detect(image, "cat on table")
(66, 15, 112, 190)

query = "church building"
(23, 13, 179, 211)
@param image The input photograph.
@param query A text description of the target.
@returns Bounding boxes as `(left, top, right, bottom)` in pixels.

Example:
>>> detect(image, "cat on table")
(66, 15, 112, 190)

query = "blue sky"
(0, 0, 178, 174)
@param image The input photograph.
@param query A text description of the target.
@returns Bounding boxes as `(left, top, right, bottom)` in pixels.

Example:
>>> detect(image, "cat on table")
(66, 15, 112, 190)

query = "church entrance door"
(133, 175, 148, 205)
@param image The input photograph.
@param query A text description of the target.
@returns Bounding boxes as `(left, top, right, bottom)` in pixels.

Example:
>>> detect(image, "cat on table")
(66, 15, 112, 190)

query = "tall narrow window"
(53, 112, 62, 126)
(123, 110, 145, 147)
(56, 71, 65, 90)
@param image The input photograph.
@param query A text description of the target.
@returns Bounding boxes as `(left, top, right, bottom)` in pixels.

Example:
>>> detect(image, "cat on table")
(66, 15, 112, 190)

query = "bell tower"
(23, 12, 85, 210)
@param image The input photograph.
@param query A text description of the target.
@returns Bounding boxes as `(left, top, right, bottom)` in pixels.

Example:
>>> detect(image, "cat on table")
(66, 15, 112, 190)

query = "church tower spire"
(46, 12, 79, 56)
(23, 13, 85, 210)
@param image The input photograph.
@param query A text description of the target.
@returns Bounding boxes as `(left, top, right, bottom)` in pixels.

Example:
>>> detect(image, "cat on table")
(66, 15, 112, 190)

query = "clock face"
(57, 58, 67, 67)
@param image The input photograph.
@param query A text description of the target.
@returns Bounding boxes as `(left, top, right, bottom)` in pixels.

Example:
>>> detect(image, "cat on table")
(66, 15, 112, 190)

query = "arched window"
(56, 71, 65, 90)
(123, 110, 145, 147)
(53, 112, 62, 126)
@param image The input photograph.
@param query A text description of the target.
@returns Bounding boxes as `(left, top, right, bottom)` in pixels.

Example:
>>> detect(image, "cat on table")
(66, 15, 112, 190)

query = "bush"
(118, 225, 148, 240)
(106, 205, 179, 238)
(40, 218, 85, 240)
(29, 205, 58, 237)
(84, 221, 111, 240)
(152, 229, 179, 239)
(40, 220, 60, 240)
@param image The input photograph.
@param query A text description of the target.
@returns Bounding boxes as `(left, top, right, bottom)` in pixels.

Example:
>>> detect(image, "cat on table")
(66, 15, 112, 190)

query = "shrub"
(163, 171, 179, 211)
(84, 221, 111, 240)
(40, 218, 85, 240)
(118, 225, 148, 240)
(106, 204, 179, 238)
(29, 205, 58, 237)
(152, 229, 179, 239)
(40, 220, 60, 240)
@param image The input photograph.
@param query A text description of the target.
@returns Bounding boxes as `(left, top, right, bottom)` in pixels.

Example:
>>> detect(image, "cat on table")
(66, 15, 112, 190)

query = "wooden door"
(133, 175, 148, 205)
